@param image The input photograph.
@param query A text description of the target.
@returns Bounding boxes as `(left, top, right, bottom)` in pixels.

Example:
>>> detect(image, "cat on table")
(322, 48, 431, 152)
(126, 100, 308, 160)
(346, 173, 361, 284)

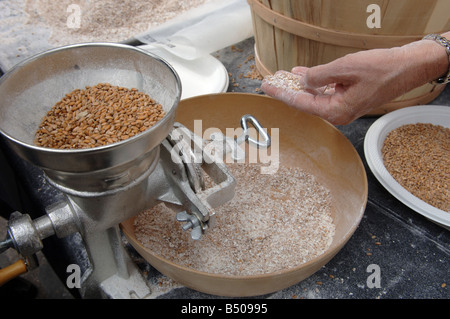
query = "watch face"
(432, 76, 449, 85)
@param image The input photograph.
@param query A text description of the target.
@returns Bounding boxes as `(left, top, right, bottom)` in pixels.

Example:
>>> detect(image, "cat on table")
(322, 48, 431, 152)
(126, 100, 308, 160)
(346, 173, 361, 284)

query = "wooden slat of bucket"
(283, 0, 449, 36)
(251, 0, 426, 50)
(365, 84, 446, 115)
(249, 0, 449, 114)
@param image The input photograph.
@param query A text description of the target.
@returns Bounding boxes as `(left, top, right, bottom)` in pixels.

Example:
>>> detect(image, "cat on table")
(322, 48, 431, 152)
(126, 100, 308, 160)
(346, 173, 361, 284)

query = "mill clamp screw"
(176, 211, 203, 240)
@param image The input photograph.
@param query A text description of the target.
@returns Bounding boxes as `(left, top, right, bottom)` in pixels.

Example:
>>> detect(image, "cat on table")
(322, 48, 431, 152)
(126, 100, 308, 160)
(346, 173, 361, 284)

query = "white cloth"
(137, 0, 253, 60)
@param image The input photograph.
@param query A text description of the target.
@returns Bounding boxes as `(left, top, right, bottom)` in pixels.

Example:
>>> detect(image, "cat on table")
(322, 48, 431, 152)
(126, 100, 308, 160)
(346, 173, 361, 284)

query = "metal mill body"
(0, 43, 240, 298)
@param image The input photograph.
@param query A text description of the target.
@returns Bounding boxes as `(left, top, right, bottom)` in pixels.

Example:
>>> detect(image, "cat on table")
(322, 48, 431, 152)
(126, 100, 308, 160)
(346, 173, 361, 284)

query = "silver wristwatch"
(422, 33, 450, 84)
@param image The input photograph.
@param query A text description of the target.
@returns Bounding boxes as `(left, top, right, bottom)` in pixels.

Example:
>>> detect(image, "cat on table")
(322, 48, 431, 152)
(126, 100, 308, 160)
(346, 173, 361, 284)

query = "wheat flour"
(134, 163, 335, 276)
(24, 0, 208, 45)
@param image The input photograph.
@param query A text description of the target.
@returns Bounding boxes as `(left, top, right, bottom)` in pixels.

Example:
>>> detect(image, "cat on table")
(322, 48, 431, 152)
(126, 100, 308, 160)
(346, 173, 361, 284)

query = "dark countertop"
(0, 37, 448, 300)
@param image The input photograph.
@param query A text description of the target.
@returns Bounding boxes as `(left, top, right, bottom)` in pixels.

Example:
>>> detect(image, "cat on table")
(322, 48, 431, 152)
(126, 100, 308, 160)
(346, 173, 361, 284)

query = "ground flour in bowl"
(134, 163, 335, 276)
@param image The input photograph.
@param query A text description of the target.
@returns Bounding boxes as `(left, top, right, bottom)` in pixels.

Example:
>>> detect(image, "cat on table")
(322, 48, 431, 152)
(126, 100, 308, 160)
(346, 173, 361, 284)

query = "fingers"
(303, 53, 361, 90)
(261, 72, 311, 107)
(261, 76, 307, 107)
(290, 67, 324, 94)
(291, 64, 342, 94)
(261, 71, 308, 97)
(261, 72, 357, 125)
(303, 63, 341, 90)
(261, 77, 336, 122)
(291, 66, 309, 75)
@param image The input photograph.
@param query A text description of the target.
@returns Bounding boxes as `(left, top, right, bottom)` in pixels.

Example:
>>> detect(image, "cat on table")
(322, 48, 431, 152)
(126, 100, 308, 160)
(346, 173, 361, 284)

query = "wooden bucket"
(248, 0, 449, 115)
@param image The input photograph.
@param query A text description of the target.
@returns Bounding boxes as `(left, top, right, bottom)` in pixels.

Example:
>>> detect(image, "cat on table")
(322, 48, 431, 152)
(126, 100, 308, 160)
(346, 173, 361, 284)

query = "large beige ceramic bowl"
(121, 93, 367, 297)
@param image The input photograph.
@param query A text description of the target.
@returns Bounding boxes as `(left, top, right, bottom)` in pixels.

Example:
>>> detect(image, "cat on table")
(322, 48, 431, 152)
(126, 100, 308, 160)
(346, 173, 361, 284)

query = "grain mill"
(0, 43, 269, 298)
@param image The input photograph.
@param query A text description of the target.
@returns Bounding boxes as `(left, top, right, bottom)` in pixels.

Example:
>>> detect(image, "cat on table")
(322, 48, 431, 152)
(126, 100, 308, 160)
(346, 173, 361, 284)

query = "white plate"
(142, 46, 229, 100)
(364, 105, 450, 230)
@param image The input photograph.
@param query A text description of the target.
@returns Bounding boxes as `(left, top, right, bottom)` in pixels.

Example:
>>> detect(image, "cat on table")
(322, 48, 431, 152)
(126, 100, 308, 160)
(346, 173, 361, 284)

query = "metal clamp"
(161, 125, 236, 240)
(162, 114, 270, 240)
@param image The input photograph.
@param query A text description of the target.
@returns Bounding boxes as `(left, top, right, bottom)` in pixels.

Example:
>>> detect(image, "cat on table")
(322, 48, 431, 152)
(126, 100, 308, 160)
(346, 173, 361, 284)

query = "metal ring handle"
(239, 114, 271, 148)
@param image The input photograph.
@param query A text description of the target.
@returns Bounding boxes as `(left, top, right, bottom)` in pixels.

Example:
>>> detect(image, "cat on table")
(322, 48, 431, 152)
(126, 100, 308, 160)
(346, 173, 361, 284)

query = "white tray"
(142, 46, 229, 100)
(364, 105, 450, 230)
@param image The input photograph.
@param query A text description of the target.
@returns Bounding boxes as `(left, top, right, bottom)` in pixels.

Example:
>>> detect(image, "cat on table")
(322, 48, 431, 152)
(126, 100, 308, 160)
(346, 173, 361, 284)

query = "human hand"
(261, 48, 410, 125)
(261, 39, 448, 125)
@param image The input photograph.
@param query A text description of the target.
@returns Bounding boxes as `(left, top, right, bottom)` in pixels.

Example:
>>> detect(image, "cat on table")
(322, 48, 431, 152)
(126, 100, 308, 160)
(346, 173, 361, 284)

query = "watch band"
(422, 33, 450, 84)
